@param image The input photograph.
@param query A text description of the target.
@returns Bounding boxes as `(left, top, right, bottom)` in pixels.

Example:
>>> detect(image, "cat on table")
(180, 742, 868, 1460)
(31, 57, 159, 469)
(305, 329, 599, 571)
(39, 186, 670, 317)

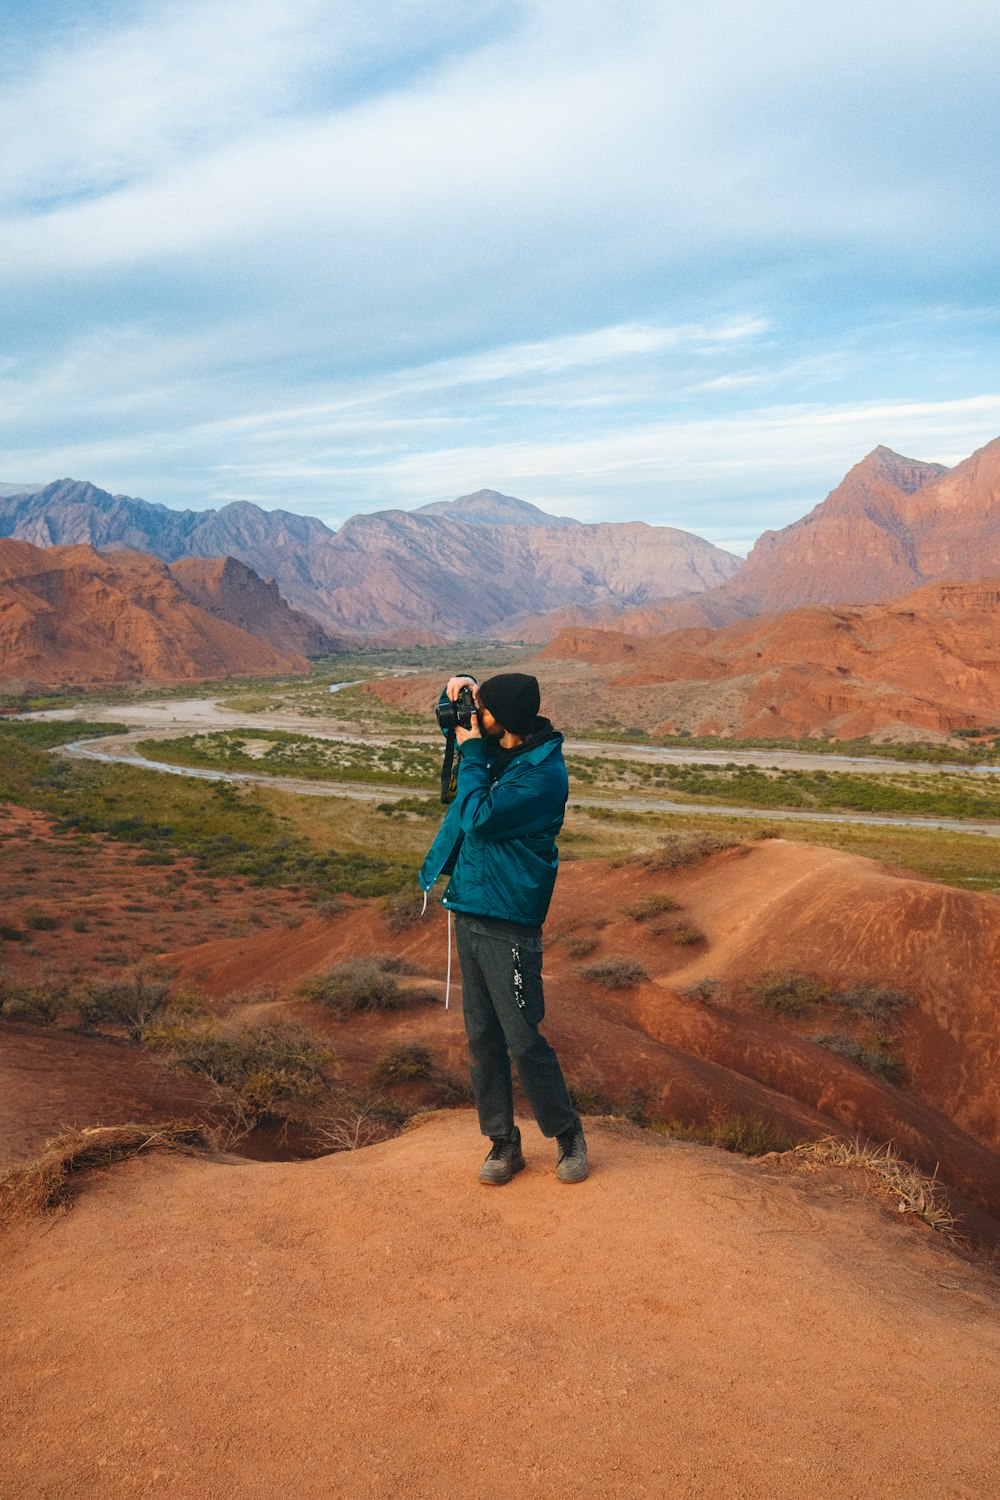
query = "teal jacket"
(419, 715, 569, 928)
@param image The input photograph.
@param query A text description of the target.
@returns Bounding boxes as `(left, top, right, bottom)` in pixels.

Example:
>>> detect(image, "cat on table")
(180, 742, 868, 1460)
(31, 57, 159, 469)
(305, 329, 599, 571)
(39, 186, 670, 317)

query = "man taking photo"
(419, 671, 588, 1186)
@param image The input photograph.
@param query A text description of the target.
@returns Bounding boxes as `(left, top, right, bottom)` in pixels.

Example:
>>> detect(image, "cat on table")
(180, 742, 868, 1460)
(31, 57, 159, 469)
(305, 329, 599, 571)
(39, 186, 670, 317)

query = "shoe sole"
(479, 1156, 526, 1186)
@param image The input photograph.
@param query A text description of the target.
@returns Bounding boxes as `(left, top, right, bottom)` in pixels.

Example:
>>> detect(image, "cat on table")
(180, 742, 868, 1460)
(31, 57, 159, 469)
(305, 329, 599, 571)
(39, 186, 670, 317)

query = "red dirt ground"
(159, 839, 1000, 1236)
(0, 803, 317, 1165)
(6, 809, 1000, 1242)
(2, 1112, 999, 1500)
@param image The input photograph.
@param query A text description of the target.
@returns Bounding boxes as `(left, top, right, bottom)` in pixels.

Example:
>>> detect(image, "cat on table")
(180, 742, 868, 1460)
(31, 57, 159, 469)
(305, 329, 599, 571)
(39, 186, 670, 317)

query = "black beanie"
(477, 673, 541, 736)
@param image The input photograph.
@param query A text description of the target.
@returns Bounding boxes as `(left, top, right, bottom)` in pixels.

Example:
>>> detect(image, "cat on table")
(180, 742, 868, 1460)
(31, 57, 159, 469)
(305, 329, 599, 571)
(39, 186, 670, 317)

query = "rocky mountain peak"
(415, 489, 576, 527)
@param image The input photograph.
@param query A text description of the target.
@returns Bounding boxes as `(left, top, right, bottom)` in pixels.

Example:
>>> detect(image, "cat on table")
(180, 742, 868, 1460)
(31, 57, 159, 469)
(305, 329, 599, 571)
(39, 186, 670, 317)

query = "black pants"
(454, 911, 579, 1140)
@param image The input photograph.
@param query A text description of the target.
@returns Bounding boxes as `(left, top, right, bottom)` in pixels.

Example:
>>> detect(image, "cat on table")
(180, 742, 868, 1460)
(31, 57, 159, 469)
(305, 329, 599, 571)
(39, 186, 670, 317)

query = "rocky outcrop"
(537, 579, 1000, 739)
(168, 555, 337, 657)
(0, 540, 311, 686)
(514, 438, 1000, 639)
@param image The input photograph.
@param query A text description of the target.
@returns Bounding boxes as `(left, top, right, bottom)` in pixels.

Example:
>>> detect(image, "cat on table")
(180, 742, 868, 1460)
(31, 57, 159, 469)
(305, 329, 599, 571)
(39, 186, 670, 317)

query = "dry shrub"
(3, 973, 74, 1025)
(366, 1044, 472, 1104)
(79, 966, 175, 1042)
(367, 1042, 436, 1085)
(0, 1123, 206, 1221)
(298, 956, 434, 1015)
(568, 1079, 648, 1122)
(149, 1018, 335, 1116)
(315, 1101, 396, 1152)
(579, 957, 648, 989)
(834, 983, 912, 1024)
(681, 977, 727, 1003)
(564, 934, 598, 959)
(635, 833, 745, 872)
(792, 1136, 963, 1241)
(658, 922, 705, 946)
(625, 894, 681, 921)
(382, 891, 427, 934)
(751, 970, 829, 1016)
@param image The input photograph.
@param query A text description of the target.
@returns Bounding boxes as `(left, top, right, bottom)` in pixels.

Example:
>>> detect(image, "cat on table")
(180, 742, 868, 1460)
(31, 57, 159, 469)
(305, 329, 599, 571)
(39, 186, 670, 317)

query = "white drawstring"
(419, 887, 451, 1011)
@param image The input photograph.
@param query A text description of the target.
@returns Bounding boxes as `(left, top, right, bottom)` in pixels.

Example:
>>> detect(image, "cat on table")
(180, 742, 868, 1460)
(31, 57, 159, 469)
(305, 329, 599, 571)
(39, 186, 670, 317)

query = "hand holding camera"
(435, 679, 481, 740)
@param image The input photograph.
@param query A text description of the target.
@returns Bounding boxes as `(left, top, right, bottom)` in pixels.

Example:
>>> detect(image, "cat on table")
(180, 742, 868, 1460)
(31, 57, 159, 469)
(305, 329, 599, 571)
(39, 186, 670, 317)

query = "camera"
(435, 684, 478, 733)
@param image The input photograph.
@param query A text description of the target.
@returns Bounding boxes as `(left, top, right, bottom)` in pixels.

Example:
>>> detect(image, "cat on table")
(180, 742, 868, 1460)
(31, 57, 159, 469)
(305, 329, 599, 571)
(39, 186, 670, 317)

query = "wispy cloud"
(2, 0, 999, 539)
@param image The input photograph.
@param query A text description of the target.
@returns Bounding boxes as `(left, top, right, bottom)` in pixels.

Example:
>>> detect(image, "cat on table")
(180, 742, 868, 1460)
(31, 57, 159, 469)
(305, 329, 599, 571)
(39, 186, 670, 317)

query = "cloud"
(2, 0, 1000, 539)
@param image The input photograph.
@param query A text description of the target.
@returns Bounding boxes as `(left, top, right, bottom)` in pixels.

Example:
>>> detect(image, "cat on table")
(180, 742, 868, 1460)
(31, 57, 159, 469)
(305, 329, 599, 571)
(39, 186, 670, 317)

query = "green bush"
(24, 912, 58, 931)
(0, 924, 24, 942)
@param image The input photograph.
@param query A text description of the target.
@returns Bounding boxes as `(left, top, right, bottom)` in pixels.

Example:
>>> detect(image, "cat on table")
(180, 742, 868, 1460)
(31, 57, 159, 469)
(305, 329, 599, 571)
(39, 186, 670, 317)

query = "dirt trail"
(2, 1112, 999, 1500)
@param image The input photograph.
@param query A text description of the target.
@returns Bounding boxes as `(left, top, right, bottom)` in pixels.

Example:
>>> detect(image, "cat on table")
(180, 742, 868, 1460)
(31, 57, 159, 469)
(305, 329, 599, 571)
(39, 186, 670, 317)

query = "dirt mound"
(160, 839, 1000, 1230)
(0, 539, 310, 686)
(536, 578, 1000, 738)
(2, 1111, 999, 1500)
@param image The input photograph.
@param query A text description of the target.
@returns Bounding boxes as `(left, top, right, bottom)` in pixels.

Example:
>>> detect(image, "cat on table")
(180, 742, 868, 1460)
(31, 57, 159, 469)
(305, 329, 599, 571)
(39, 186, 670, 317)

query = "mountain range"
(521, 438, 1000, 639)
(4, 437, 1000, 648)
(0, 482, 740, 639)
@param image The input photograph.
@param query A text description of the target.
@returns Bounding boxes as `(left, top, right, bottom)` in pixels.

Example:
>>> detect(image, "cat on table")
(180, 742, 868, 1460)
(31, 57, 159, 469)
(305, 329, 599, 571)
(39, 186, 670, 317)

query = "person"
(419, 671, 588, 1185)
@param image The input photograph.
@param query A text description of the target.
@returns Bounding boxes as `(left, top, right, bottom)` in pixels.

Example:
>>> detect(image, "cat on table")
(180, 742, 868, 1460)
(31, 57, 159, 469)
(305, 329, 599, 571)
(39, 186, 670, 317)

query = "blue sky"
(2, 0, 999, 553)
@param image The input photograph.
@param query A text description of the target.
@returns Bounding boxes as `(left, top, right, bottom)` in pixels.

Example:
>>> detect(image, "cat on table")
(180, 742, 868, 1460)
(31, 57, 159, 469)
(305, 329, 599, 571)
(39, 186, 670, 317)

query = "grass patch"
(0, 1123, 207, 1221)
(812, 1033, 907, 1085)
(571, 727, 1000, 766)
(649, 1115, 797, 1156)
(568, 1078, 648, 1122)
(135, 728, 441, 788)
(792, 1136, 963, 1240)
(0, 739, 415, 900)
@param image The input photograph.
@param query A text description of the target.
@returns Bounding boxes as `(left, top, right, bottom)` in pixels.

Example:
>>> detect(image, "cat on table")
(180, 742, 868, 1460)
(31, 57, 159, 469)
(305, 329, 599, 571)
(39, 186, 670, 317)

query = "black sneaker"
(555, 1125, 589, 1184)
(478, 1126, 525, 1185)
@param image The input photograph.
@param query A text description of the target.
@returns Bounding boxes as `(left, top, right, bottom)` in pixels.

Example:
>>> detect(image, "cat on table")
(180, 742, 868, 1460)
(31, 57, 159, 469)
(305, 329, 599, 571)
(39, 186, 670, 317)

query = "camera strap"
(440, 728, 459, 804)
